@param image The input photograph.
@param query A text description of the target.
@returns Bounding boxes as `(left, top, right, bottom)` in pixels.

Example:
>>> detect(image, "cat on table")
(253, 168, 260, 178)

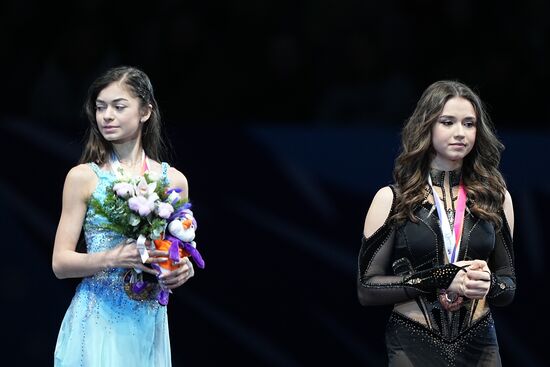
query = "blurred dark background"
(1, 0, 548, 366)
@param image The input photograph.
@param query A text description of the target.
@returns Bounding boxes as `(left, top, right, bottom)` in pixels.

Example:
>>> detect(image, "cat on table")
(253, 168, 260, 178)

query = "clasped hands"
(447, 259, 491, 300)
(109, 239, 195, 289)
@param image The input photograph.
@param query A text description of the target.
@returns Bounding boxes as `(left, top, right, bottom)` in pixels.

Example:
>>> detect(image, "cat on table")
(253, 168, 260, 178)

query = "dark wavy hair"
(391, 80, 507, 228)
(78, 66, 168, 165)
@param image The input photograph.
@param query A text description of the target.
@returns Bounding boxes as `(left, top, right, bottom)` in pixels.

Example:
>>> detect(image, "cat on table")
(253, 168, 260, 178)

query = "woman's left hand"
(159, 257, 195, 289)
(462, 260, 491, 299)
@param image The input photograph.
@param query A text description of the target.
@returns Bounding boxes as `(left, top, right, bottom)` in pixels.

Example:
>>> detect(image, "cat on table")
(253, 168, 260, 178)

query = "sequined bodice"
(84, 164, 125, 253)
(81, 162, 169, 294)
(84, 162, 170, 253)
(393, 202, 495, 338)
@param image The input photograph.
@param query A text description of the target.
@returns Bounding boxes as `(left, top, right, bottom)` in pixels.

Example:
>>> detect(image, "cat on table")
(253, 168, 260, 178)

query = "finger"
(172, 259, 191, 271)
(159, 267, 186, 282)
(463, 285, 488, 296)
(466, 270, 491, 281)
(167, 266, 191, 281)
(148, 250, 169, 257)
(135, 264, 160, 275)
(466, 281, 490, 291)
(163, 272, 190, 288)
(166, 266, 194, 285)
(470, 259, 488, 270)
(453, 260, 474, 267)
(148, 257, 169, 263)
(172, 256, 190, 266)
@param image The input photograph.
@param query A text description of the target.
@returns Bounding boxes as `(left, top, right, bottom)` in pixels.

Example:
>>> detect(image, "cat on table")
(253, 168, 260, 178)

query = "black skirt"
(385, 312, 501, 367)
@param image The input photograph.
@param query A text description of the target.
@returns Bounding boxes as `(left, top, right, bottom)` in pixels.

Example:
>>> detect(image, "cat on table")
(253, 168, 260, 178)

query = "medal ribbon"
(428, 174, 467, 263)
(111, 150, 149, 178)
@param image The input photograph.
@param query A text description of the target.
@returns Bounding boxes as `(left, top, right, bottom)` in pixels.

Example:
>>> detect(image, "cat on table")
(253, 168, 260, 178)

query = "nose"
(454, 123, 465, 139)
(103, 106, 114, 121)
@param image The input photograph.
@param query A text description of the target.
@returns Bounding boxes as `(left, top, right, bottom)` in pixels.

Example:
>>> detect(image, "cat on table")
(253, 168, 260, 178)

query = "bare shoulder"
(363, 186, 395, 238)
(503, 190, 514, 235)
(64, 164, 97, 200)
(167, 166, 189, 197)
(372, 186, 394, 206)
(66, 164, 96, 186)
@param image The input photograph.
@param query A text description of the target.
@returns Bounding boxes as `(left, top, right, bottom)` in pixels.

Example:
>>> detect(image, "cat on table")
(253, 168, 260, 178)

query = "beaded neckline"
(429, 168, 462, 187)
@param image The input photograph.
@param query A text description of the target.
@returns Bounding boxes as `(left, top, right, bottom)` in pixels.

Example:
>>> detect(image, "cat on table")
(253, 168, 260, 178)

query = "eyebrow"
(95, 98, 129, 104)
(439, 115, 477, 121)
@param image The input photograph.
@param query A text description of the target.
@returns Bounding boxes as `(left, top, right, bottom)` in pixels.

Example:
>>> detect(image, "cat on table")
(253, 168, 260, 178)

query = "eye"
(463, 120, 476, 128)
(95, 105, 105, 111)
(115, 105, 126, 111)
(439, 119, 454, 126)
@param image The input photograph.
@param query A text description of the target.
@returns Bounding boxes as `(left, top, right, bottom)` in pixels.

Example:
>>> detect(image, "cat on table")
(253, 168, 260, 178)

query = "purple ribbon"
(158, 289, 170, 306)
(165, 235, 205, 269)
(132, 280, 147, 294)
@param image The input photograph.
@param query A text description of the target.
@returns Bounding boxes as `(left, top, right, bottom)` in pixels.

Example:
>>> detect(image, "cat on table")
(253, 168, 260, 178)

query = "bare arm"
(358, 186, 470, 306)
(52, 165, 162, 279)
(52, 165, 111, 278)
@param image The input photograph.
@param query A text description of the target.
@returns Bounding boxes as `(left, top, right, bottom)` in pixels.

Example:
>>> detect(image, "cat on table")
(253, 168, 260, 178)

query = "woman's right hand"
(106, 240, 169, 276)
(447, 260, 491, 299)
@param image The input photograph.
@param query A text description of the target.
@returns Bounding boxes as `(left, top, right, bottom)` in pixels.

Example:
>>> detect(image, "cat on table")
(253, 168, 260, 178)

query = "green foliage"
(89, 176, 187, 240)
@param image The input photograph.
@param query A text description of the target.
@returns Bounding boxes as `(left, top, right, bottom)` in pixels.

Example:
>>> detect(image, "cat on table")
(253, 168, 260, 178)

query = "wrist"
(102, 249, 116, 270)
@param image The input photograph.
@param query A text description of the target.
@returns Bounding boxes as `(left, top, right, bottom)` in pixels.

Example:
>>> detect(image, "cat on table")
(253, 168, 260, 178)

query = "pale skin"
(52, 81, 194, 289)
(363, 97, 514, 302)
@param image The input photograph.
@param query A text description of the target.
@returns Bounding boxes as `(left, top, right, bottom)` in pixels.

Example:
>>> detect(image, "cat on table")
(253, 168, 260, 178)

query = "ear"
(140, 104, 153, 123)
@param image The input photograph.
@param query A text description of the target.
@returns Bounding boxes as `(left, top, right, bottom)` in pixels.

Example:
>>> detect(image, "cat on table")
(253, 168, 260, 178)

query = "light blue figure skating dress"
(55, 162, 172, 366)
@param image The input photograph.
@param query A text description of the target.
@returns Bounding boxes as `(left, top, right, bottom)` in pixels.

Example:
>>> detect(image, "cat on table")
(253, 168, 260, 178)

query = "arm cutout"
(357, 186, 463, 306)
(487, 191, 516, 306)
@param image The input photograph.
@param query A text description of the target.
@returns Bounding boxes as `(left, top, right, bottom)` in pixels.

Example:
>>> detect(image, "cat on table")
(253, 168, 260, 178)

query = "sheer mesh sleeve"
(487, 210, 516, 306)
(357, 188, 464, 306)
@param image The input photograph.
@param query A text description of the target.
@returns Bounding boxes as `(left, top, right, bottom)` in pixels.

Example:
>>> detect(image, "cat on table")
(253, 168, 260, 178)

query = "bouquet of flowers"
(89, 170, 205, 305)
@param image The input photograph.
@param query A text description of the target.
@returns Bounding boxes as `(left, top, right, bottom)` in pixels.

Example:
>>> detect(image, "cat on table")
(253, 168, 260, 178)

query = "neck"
(430, 156, 462, 172)
(429, 157, 463, 188)
(112, 138, 144, 166)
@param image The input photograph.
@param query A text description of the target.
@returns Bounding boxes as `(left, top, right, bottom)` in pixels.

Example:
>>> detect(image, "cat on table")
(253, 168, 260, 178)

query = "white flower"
(135, 177, 157, 198)
(113, 182, 135, 198)
(128, 195, 156, 216)
(145, 170, 160, 182)
(156, 202, 174, 219)
(167, 191, 181, 205)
